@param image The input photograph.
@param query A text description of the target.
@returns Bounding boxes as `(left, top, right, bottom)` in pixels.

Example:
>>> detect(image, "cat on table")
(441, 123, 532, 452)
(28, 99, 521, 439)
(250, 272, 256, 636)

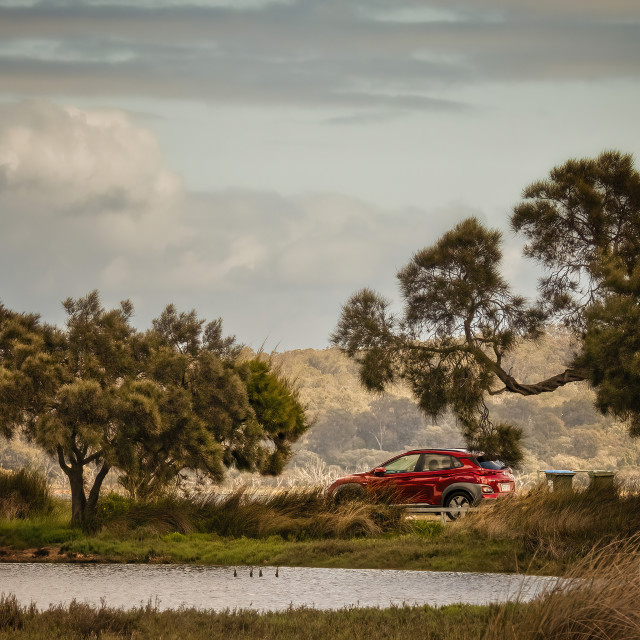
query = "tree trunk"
(68, 465, 87, 528)
(57, 445, 110, 528)
(85, 463, 110, 522)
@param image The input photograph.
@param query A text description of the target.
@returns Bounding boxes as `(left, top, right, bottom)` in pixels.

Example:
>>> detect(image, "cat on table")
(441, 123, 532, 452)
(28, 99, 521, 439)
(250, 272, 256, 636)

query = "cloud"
(0, 99, 510, 348)
(0, 100, 182, 215)
(0, 0, 637, 111)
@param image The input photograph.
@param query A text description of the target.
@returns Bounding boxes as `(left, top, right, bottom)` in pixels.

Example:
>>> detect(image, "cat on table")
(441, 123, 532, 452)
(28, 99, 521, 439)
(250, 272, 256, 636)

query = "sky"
(0, 0, 639, 351)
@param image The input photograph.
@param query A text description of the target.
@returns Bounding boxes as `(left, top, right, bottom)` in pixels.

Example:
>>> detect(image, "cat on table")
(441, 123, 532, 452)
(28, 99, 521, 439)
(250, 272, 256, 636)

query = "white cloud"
(0, 100, 182, 214)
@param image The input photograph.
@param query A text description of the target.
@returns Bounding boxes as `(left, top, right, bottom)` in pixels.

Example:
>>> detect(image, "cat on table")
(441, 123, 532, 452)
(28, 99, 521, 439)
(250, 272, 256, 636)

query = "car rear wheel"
(444, 491, 473, 520)
(332, 483, 366, 503)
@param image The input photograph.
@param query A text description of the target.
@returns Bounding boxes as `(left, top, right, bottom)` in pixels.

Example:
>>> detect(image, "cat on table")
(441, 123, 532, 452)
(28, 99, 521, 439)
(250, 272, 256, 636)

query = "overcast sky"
(1, 0, 639, 350)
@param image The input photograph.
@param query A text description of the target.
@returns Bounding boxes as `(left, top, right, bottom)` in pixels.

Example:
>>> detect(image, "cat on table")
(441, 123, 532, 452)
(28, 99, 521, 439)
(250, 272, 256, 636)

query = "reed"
(487, 536, 640, 639)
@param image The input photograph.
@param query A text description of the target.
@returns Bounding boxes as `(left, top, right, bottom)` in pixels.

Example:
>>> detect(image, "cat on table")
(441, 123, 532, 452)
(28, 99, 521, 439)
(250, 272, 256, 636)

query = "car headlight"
(480, 485, 493, 494)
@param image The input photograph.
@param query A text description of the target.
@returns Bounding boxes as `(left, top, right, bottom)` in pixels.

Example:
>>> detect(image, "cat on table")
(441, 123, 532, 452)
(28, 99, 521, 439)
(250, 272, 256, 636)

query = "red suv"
(327, 449, 515, 517)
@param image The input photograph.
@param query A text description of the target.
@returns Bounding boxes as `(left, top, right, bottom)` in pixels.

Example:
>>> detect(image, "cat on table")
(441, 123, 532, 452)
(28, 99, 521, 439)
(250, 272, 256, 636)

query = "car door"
(397, 453, 443, 504)
(370, 453, 421, 502)
(432, 456, 464, 504)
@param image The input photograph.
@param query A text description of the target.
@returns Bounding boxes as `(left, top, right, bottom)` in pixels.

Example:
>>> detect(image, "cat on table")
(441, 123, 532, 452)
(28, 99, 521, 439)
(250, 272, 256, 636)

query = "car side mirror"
(372, 467, 386, 476)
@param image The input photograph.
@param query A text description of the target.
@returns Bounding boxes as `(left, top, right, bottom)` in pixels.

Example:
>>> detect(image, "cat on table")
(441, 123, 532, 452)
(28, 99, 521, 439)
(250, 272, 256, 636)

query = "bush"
(0, 468, 52, 519)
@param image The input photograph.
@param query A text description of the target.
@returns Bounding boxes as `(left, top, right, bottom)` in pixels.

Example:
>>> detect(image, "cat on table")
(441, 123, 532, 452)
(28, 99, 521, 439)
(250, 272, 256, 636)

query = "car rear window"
(473, 456, 507, 470)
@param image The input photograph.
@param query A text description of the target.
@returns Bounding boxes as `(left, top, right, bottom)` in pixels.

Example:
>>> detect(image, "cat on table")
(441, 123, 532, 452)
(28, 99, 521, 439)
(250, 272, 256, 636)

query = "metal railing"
(401, 504, 477, 524)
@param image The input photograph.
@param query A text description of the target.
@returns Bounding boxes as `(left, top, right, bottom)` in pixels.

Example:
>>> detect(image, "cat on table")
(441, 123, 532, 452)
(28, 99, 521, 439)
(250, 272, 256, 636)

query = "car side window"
(383, 453, 420, 474)
(421, 454, 457, 471)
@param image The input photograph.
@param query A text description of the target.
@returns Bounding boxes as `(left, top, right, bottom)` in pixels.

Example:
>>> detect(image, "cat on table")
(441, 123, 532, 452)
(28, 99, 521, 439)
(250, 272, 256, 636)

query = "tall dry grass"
(0, 468, 52, 519)
(459, 483, 640, 560)
(488, 537, 640, 639)
(99, 487, 407, 540)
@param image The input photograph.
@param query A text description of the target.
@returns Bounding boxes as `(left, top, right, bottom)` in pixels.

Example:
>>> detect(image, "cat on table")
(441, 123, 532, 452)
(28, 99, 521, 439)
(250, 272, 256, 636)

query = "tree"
(512, 150, 640, 434)
(0, 293, 310, 526)
(332, 151, 640, 466)
(0, 293, 143, 525)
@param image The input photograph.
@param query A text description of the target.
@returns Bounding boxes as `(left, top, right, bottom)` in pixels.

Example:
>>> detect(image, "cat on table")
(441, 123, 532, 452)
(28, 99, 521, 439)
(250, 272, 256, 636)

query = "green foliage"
(0, 293, 310, 526)
(578, 291, 640, 436)
(332, 219, 539, 466)
(512, 150, 640, 436)
(0, 468, 52, 519)
(512, 150, 640, 325)
(96, 492, 132, 521)
(243, 359, 309, 474)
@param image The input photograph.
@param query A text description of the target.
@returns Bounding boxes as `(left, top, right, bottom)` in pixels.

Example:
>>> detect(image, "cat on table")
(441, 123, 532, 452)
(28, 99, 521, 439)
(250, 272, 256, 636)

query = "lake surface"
(0, 563, 560, 612)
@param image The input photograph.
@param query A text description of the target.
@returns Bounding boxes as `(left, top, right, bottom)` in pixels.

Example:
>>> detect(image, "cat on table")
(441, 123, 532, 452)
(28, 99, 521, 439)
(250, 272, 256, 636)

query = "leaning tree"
(0, 293, 310, 526)
(332, 151, 640, 466)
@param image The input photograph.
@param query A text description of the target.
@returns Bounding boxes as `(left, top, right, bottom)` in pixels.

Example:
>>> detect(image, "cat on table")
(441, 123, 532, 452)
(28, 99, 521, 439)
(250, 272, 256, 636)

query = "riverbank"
(0, 525, 549, 574)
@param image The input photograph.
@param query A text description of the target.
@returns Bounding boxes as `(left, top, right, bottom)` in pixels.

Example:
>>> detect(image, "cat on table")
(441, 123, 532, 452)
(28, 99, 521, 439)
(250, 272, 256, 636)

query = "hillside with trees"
(2, 336, 639, 487)
(274, 338, 640, 481)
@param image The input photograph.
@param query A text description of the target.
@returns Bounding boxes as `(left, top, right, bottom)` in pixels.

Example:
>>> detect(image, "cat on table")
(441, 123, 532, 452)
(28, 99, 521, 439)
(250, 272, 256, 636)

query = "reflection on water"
(0, 563, 560, 612)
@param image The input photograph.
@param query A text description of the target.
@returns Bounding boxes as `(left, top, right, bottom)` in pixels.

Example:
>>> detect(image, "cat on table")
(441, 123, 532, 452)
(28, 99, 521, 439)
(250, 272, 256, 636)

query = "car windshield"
(474, 456, 507, 470)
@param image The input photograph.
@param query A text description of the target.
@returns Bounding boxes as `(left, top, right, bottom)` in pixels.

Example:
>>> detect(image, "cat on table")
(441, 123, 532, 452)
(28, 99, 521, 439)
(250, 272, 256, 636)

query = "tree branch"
(83, 450, 104, 465)
(56, 445, 71, 475)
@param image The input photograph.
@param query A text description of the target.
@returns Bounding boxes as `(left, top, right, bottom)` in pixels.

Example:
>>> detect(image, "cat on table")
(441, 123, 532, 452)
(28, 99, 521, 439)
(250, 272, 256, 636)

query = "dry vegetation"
(96, 487, 407, 540)
(457, 481, 640, 566)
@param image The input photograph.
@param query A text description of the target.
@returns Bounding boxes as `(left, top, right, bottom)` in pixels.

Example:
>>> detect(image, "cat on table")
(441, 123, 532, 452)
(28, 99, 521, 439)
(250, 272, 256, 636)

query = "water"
(0, 563, 561, 612)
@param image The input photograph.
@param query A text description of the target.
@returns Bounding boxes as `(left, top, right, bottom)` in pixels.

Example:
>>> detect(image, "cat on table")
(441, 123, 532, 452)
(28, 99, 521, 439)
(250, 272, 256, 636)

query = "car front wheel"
(444, 491, 473, 520)
(332, 483, 366, 503)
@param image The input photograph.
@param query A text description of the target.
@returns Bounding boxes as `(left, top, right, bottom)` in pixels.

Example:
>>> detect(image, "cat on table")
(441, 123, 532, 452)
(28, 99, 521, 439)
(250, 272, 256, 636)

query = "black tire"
(332, 483, 366, 503)
(444, 491, 473, 521)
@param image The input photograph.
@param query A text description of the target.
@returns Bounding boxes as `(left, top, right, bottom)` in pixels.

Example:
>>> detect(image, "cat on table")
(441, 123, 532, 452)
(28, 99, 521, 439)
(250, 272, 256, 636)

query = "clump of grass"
(98, 487, 408, 541)
(0, 468, 52, 519)
(459, 484, 640, 560)
(489, 536, 640, 639)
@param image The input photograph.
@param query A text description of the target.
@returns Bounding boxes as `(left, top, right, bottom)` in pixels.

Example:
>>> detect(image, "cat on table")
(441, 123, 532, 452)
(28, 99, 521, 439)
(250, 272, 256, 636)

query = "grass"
(458, 484, 640, 563)
(0, 511, 534, 572)
(0, 470, 52, 520)
(97, 487, 408, 540)
(0, 598, 498, 640)
(2, 483, 639, 575)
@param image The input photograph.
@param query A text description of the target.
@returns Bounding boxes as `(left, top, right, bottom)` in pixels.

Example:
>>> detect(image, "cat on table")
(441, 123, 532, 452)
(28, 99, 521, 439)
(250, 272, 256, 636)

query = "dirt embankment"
(0, 546, 101, 563)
